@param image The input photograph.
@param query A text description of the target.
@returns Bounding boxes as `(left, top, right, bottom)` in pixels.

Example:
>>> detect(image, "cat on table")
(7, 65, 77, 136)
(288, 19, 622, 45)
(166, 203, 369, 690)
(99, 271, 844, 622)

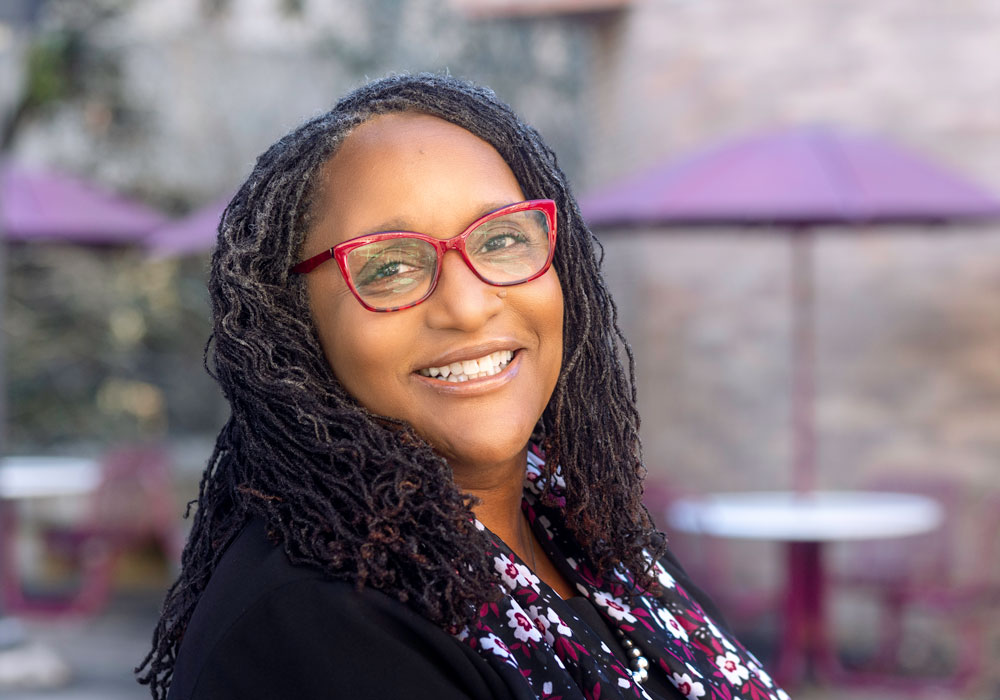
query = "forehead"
(307, 112, 525, 247)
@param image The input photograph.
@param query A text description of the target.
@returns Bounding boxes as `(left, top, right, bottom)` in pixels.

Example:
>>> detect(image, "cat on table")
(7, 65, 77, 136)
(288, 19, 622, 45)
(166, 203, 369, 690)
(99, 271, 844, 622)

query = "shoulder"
(168, 518, 510, 700)
(656, 540, 735, 634)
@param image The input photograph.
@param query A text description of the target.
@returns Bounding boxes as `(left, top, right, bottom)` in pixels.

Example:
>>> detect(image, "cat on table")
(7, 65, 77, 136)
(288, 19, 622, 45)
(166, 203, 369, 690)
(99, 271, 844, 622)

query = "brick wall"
(578, 1, 1000, 507)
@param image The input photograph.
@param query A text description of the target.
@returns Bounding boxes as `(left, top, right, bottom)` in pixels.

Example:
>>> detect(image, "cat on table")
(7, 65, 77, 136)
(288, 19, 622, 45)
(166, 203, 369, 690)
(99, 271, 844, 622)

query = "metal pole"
(790, 229, 817, 494)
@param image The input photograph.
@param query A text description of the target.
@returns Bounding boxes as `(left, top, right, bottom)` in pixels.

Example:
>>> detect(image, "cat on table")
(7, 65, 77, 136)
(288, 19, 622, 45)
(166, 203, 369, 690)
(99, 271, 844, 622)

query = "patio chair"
(830, 475, 999, 690)
(0, 445, 183, 617)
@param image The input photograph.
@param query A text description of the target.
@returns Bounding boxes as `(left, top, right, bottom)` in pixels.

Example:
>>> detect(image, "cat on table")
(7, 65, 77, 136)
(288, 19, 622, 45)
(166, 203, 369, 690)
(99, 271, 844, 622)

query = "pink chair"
(831, 476, 999, 690)
(1, 445, 183, 617)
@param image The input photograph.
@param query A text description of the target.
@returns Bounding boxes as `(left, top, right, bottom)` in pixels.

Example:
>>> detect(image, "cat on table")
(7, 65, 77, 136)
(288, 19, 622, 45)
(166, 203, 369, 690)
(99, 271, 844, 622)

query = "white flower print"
(592, 590, 637, 623)
(454, 626, 470, 642)
(642, 550, 676, 589)
(618, 677, 632, 689)
(656, 608, 689, 641)
(474, 519, 486, 531)
(670, 672, 706, 699)
(537, 515, 554, 541)
(526, 605, 553, 644)
(716, 652, 750, 686)
(656, 564, 676, 590)
(748, 661, 773, 688)
(684, 662, 703, 678)
(543, 681, 553, 695)
(507, 607, 542, 643)
(546, 608, 572, 637)
(707, 619, 737, 652)
(776, 691, 791, 700)
(526, 450, 545, 471)
(480, 633, 516, 665)
(566, 557, 578, 570)
(493, 554, 540, 592)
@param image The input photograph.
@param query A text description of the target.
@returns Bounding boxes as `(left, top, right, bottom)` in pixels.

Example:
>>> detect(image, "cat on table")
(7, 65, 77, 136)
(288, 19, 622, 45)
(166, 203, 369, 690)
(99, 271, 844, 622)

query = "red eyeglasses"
(291, 199, 557, 312)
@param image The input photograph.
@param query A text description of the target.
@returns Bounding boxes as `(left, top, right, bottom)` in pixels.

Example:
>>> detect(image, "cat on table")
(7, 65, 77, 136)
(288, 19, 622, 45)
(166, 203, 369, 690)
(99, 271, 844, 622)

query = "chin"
(433, 431, 534, 475)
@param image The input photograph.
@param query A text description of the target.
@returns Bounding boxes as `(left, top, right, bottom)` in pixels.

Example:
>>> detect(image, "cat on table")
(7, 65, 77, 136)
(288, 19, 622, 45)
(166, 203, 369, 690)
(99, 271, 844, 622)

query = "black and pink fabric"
(454, 447, 790, 700)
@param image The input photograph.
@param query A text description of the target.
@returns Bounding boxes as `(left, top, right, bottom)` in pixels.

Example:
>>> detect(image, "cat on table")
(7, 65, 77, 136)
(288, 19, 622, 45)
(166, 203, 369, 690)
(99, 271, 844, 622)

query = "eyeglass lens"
(344, 208, 551, 310)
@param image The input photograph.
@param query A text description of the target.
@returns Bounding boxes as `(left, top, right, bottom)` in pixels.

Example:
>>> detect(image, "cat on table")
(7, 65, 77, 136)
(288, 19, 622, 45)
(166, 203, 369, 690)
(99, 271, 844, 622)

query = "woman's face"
(302, 112, 564, 481)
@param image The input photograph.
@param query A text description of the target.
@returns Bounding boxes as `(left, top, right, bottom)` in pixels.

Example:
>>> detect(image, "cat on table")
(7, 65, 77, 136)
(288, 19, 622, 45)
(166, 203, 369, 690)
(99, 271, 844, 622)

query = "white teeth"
(417, 350, 514, 381)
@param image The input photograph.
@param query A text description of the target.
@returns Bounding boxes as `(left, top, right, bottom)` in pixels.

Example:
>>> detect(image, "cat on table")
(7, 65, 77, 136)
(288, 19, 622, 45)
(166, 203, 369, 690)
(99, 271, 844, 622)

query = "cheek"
(533, 270, 565, 389)
(308, 279, 402, 411)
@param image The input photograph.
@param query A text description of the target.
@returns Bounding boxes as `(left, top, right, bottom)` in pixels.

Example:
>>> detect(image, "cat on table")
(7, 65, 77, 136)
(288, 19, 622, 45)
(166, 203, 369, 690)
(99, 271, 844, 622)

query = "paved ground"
(1, 593, 158, 700)
(0, 590, 995, 700)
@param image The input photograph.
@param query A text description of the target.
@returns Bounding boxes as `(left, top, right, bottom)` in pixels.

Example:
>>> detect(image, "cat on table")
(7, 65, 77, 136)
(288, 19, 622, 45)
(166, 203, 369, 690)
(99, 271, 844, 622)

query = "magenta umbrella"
(145, 196, 229, 258)
(0, 162, 167, 245)
(581, 124, 1000, 492)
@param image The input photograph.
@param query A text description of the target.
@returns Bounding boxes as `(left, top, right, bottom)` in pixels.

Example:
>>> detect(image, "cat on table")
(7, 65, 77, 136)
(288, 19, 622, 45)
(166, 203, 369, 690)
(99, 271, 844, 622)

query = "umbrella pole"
(791, 228, 817, 494)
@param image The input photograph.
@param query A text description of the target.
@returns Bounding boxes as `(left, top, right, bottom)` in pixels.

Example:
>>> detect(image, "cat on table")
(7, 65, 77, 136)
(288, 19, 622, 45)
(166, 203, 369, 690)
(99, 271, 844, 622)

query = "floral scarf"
(454, 448, 790, 700)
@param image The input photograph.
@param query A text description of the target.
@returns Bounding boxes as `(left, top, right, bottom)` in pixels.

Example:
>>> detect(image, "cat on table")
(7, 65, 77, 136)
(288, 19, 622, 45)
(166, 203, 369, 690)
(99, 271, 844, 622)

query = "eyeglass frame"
(290, 198, 558, 313)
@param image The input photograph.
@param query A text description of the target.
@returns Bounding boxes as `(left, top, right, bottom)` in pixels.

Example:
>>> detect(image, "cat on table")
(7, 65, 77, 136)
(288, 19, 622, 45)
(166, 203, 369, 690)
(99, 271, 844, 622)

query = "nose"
(423, 250, 504, 331)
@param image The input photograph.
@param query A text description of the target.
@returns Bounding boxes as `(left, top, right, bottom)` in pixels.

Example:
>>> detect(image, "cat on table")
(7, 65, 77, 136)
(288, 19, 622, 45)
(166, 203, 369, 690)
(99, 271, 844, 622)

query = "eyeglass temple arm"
(290, 248, 335, 275)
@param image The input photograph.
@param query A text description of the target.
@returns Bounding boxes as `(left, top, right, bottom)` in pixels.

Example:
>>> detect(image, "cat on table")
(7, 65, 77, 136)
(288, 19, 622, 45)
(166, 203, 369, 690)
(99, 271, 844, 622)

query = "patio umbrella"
(0, 161, 167, 245)
(144, 195, 229, 258)
(581, 124, 1000, 492)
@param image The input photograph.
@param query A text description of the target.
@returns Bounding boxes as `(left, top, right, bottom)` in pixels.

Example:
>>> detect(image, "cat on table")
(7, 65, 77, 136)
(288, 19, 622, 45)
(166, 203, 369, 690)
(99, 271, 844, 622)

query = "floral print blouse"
(453, 448, 790, 700)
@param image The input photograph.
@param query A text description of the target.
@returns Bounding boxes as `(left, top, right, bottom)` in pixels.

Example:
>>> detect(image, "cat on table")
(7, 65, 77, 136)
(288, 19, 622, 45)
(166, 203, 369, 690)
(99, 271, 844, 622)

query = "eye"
(478, 230, 530, 253)
(361, 259, 418, 283)
(350, 240, 436, 296)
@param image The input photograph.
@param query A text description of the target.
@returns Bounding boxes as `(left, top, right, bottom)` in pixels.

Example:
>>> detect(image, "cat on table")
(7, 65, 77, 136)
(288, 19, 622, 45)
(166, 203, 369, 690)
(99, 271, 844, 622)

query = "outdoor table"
(0, 455, 102, 591)
(0, 457, 101, 501)
(0, 457, 100, 646)
(667, 490, 943, 687)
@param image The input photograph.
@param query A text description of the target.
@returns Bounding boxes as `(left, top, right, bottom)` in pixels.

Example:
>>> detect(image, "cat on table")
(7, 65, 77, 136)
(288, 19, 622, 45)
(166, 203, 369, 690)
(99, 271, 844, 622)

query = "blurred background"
(0, 0, 997, 698)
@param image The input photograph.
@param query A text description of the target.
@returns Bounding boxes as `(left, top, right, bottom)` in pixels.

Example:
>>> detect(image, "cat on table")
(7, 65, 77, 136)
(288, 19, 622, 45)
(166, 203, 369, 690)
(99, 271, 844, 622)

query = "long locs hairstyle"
(137, 73, 666, 699)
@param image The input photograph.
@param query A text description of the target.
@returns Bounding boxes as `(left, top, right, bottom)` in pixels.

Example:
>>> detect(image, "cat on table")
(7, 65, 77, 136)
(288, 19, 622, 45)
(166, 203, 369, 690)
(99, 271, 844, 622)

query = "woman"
(138, 74, 787, 700)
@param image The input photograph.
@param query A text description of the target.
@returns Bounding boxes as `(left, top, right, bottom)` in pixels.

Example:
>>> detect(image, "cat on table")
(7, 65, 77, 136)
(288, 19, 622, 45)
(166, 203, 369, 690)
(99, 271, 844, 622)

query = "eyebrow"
(357, 201, 518, 238)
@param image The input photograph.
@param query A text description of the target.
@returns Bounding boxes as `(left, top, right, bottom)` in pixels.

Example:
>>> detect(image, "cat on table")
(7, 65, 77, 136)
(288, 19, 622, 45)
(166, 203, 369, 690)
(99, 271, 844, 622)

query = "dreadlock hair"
(137, 73, 666, 698)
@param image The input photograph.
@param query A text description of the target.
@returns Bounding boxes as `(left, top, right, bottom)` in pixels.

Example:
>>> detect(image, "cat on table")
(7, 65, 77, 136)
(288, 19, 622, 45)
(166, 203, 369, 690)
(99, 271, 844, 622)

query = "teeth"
(417, 350, 514, 381)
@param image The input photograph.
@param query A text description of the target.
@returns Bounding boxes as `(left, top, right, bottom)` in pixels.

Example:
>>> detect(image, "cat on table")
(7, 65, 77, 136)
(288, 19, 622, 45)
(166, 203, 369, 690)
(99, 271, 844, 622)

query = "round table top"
(0, 456, 101, 500)
(667, 490, 944, 542)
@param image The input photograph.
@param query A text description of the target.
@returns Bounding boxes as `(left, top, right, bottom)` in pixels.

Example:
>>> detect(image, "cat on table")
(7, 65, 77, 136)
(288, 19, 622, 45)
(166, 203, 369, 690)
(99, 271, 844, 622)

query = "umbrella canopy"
(582, 125, 1000, 227)
(0, 161, 167, 245)
(144, 196, 229, 258)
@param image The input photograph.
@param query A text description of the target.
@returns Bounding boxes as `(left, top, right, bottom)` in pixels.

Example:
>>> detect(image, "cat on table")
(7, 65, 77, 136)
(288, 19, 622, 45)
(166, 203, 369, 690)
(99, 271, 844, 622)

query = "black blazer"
(167, 518, 731, 699)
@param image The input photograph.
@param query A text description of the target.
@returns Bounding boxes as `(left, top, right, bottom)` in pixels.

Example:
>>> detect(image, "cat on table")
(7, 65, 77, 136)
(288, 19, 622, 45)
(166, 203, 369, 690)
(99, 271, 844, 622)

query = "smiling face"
(301, 112, 564, 485)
